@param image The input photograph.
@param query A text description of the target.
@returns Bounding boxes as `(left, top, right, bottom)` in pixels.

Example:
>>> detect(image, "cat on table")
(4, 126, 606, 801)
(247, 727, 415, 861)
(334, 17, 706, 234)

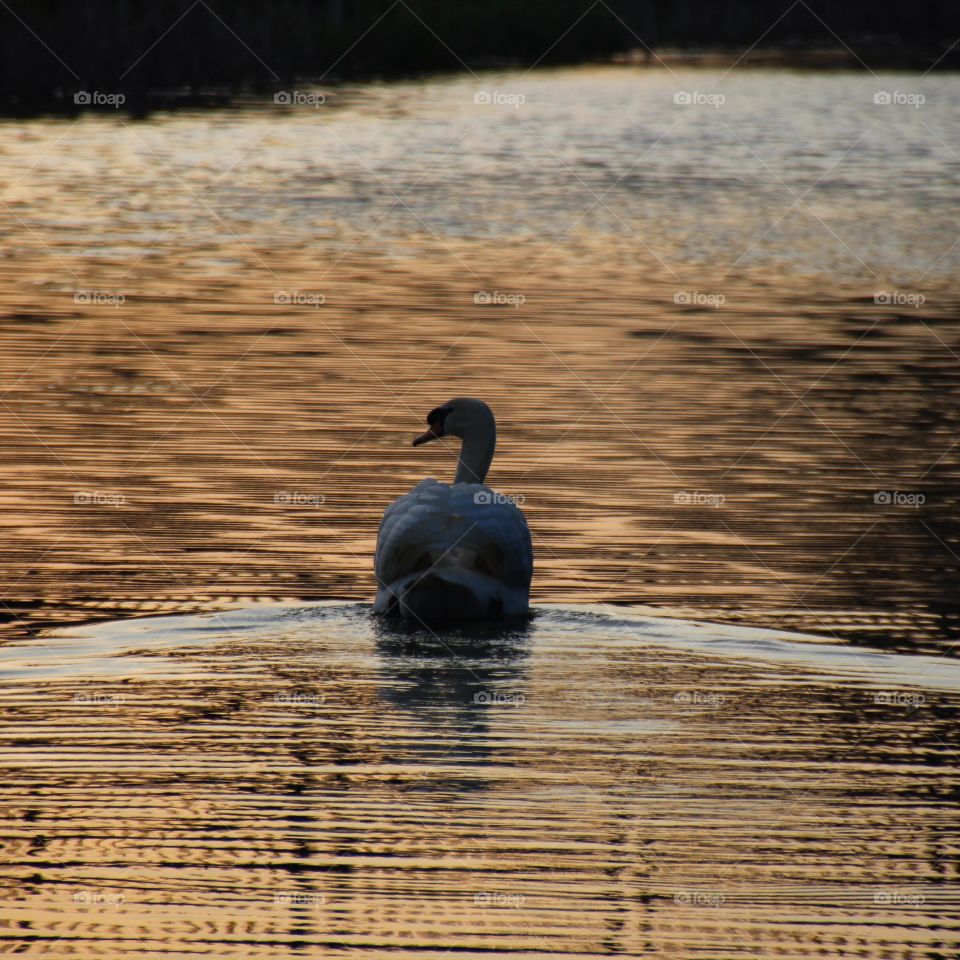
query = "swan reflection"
(371, 612, 534, 756)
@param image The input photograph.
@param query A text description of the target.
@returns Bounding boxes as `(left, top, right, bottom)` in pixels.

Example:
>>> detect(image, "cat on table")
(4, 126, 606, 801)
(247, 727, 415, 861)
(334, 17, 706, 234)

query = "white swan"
(374, 398, 533, 621)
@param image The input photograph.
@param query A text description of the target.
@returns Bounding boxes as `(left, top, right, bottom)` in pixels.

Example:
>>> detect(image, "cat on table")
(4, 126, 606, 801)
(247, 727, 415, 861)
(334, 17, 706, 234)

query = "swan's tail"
(374, 568, 526, 622)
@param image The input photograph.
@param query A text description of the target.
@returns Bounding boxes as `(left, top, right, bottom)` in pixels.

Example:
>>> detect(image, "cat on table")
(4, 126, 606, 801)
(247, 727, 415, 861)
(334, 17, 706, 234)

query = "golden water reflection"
(0, 235, 958, 654)
(1, 66, 959, 958)
(1, 67, 959, 653)
(1, 604, 958, 958)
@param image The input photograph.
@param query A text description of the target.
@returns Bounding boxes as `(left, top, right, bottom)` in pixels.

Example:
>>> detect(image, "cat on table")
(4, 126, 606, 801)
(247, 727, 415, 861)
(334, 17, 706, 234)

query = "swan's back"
(374, 478, 532, 620)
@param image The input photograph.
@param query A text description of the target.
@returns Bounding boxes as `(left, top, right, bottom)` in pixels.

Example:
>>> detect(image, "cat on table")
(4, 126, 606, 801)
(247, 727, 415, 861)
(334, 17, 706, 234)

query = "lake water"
(3, 602, 960, 958)
(0, 65, 959, 957)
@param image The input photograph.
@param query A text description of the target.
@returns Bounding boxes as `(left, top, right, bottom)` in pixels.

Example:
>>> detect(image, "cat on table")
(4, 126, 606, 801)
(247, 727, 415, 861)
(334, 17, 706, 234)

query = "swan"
(374, 398, 533, 622)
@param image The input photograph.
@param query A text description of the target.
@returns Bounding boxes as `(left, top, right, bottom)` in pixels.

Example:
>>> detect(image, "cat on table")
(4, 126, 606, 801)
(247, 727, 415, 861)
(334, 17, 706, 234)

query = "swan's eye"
(426, 405, 453, 433)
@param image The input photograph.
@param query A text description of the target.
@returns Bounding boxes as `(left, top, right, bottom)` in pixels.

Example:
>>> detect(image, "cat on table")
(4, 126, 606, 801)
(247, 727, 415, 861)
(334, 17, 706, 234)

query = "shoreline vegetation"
(1, 1, 958, 115)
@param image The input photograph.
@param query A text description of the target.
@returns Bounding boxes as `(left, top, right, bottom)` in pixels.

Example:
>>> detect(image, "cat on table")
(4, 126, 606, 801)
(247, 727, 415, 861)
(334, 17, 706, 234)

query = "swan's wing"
(375, 478, 533, 589)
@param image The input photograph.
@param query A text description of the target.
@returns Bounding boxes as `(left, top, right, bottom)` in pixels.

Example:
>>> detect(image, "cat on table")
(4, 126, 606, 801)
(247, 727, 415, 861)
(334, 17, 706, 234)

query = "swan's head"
(412, 397, 495, 447)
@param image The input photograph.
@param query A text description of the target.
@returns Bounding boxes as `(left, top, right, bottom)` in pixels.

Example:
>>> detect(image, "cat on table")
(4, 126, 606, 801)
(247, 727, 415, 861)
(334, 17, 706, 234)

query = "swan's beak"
(412, 428, 439, 447)
(413, 404, 452, 447)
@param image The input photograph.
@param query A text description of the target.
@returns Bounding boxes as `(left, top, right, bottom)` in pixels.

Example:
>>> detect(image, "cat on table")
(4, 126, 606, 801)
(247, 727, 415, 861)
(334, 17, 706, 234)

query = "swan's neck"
(454, 432, 495, 485)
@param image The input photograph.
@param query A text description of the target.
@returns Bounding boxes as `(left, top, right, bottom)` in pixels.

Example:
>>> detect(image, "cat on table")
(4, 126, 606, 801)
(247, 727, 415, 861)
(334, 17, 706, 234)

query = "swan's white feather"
(374, 478, 532, 619)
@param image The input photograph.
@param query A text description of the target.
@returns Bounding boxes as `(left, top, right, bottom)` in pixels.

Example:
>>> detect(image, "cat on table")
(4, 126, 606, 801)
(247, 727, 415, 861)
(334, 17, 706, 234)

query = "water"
(1, 64, 959, 956)
(1, 67, 959, 654)
(5, 67, 959, 277)
(2, 603, 959, 958)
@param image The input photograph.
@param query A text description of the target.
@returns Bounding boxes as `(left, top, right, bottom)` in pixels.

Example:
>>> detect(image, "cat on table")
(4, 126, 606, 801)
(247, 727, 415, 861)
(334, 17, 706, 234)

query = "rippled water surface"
(2, 603, 959, 958)
(1, 64, 959, 957)
(1, 65, 959, 654)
